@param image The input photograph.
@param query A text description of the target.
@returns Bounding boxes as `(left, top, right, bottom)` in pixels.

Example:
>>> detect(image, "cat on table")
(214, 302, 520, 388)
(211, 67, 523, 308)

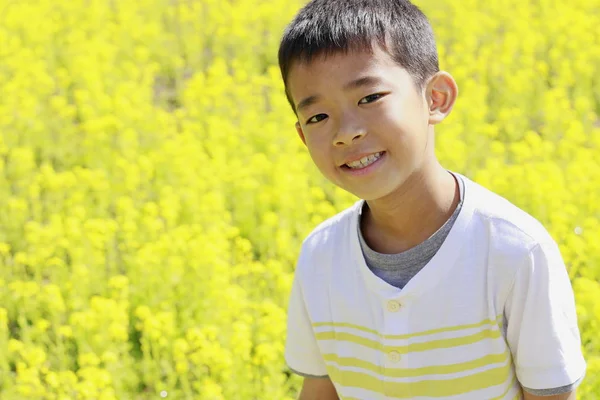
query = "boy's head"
(278, 0, 458, 201)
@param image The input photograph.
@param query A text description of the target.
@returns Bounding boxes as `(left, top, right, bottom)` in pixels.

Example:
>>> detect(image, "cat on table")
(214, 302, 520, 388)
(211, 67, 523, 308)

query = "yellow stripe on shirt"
(328, 361, 512, 398)
(313, 314, 503, 340)
(315, 326, 502, 353)
(323, 351, 509, 378)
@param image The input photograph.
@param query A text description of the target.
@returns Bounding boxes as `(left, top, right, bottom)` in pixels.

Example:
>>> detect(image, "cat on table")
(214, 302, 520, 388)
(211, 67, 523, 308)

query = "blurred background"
(0, 0, 598, 398)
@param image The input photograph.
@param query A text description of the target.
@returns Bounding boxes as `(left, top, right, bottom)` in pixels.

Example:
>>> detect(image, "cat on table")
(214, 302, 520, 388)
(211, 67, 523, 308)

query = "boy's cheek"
(304, 136, 329, 156)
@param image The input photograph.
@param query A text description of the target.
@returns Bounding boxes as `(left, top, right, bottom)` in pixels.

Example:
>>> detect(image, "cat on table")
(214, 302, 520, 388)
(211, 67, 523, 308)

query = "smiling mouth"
(343, 152, 384, 169)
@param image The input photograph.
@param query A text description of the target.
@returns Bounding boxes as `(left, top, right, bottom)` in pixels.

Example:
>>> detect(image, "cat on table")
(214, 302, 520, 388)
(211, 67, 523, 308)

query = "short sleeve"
(284, 271, 329, 377)
(504, 239, 586, 390)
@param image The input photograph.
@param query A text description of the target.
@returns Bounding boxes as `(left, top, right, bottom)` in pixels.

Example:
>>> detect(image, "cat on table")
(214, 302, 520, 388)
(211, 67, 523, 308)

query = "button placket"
(382, 296, 408, 381)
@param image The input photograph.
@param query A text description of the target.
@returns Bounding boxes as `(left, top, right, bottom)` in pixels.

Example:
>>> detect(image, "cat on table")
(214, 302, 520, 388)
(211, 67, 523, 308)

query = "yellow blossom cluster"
(0, 0, 598, 398)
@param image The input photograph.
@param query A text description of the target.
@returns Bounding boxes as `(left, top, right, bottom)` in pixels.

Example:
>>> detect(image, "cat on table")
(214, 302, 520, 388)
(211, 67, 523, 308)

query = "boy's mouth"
(343, 151, 384, 169)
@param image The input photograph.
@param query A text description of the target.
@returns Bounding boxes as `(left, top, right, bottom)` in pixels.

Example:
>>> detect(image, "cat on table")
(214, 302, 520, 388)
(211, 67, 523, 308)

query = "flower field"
(0, 0, 598, 398)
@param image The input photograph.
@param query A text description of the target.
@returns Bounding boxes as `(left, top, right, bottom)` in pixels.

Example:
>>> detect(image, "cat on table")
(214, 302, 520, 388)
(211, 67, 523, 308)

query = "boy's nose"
(333, 120, 367, 146)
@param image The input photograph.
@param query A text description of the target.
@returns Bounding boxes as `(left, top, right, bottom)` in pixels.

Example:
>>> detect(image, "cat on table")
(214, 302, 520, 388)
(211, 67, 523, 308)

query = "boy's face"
(287, 45, 455, 201)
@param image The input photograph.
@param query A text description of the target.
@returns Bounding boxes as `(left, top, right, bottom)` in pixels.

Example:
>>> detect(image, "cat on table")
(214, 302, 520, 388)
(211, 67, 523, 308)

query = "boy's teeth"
(346, 152, 382, 169)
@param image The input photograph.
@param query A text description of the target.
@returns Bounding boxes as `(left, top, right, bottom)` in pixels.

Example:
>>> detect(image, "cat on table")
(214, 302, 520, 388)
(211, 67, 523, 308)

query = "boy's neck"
(361, 160, 460, 254)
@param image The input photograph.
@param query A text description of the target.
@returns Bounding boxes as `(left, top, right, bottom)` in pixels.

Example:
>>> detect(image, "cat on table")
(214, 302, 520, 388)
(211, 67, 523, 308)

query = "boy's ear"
(295, 121, 307, 145)
(426, 71, 458, 125)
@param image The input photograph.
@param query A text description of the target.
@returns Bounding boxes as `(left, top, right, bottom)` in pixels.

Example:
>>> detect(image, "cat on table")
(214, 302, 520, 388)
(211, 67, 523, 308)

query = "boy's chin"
(341, 185, 396, 202)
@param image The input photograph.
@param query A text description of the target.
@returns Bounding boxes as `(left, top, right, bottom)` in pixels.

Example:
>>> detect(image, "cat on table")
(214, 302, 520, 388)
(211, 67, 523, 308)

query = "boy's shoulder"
(464, 174, 556, 248)
(295, 200, 361, 278)
(301, 200, 360, 251)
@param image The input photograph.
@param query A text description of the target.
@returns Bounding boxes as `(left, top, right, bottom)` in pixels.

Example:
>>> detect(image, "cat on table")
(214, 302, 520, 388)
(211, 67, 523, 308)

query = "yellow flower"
(0, 242, 11, 256)
(108, 275, 129, 290)
(8, 339, 24, 355)
(46, 370, 60, 388)
(58, 325, 73, 338)
(22, 346, 47, 367)
(0, 307, 7, 330)
(78, 352, 100, 367)
(134, 305, 151, 321)
(34, 318, 51, 334)
(101, 351, 118, 364)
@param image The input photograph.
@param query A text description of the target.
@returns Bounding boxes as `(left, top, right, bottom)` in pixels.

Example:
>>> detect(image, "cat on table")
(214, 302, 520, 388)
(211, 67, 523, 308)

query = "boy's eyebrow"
(295, 76, 383, 113)
(343, 76, 383, 91)
(296, 95, 320, 113)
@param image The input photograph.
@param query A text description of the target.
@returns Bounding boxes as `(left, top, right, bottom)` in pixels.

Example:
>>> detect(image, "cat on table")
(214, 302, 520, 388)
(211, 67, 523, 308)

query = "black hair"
(278, 0, 439, 112)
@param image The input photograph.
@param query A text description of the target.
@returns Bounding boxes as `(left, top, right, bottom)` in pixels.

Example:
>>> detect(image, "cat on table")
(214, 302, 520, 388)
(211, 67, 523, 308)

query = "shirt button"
(387, 300, 401, 312)
(388, 351, 401, 363)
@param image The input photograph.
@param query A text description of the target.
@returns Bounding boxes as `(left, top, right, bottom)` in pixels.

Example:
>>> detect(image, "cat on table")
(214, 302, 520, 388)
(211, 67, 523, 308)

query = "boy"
(278, 0, 587, 399)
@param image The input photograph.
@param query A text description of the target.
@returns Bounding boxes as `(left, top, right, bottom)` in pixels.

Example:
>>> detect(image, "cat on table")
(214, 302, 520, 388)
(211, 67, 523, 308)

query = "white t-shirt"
(285, 172, 586, 399)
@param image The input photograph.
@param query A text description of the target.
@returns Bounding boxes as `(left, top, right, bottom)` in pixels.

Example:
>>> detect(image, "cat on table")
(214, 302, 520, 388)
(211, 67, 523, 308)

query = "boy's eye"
(358, 93, 385, 104)
(306, 114, 328, 124)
